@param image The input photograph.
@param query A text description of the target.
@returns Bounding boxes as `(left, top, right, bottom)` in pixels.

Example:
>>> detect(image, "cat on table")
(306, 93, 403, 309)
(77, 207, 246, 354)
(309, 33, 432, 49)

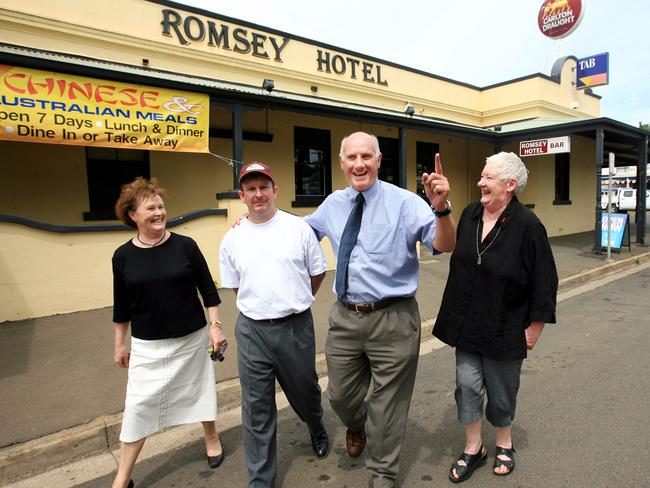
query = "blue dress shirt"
(305, 180, 438, 303)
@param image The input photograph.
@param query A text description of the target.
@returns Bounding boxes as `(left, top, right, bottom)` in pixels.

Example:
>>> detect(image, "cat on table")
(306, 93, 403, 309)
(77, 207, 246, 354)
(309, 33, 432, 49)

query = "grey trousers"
(236, 309, 324, 488)
(455, 349, 523, 427)
(325, 298, 421, 488)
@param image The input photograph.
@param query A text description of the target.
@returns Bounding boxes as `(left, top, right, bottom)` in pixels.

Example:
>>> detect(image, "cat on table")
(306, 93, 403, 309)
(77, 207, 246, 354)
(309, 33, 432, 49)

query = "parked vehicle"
(600, 189, 621, 211)
(617, 188, 650, 211)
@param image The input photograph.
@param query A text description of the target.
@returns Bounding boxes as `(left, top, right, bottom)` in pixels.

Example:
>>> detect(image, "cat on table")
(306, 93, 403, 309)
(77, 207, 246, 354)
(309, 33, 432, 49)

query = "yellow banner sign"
(0, 65, 209, 152)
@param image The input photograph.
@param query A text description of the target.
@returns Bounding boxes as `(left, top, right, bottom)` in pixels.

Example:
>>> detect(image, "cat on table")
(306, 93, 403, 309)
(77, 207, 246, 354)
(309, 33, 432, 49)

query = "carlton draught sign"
(538, 0, 584, 39)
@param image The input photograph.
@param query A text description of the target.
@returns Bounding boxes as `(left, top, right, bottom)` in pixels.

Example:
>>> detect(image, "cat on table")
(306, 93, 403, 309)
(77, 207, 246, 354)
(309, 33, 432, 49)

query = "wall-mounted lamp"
(262, 79, 275, 93)
(141, 58, 149, 67)
(405, 104, 415, 117)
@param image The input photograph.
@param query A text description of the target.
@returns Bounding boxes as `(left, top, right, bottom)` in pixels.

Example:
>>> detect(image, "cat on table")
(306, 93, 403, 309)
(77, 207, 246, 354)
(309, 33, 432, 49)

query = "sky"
(180, 0, 648, 127)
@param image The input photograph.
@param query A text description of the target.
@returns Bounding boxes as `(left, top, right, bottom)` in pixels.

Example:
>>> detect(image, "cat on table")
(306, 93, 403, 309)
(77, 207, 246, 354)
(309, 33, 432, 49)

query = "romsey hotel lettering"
(161, 9, 389, 87)
(161, 9, 290, 62)
(317, 50, 388, 86)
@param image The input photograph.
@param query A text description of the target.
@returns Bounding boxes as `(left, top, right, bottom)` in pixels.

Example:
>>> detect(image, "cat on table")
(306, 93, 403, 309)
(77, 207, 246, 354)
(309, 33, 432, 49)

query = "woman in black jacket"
(434, 152, 558, 483)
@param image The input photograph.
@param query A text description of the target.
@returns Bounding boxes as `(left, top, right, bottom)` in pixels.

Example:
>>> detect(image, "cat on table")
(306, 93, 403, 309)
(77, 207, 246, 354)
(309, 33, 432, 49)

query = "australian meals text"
(0, 96, 198, 124)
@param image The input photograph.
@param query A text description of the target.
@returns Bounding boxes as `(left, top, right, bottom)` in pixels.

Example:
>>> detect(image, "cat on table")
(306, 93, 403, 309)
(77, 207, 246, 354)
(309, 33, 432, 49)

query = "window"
(416, 141, 439, 203)
(84, 147, 150, 221)
(293, 127, 331, 207)
(553, 152, 571, 204)
(377, 137, 400, 187)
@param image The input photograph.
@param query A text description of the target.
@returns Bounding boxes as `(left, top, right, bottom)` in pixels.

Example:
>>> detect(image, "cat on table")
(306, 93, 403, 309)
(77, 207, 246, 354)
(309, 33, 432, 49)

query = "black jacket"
(112, 233, 221, 340)
(433, 197, 558, 360)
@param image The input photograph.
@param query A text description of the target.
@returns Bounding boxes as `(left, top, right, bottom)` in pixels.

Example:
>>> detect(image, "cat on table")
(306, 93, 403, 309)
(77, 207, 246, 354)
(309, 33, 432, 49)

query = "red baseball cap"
(239, 162, 275, 184)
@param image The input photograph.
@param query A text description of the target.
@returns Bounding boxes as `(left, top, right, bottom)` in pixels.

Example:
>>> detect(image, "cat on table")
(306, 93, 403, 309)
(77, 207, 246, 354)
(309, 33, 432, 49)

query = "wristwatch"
(432, 200, 452, 218)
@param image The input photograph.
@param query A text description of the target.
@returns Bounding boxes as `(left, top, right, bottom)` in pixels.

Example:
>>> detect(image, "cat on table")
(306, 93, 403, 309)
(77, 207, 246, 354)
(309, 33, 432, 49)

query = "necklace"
(136, 231, 167, 247)
(475, 221, 501, 265)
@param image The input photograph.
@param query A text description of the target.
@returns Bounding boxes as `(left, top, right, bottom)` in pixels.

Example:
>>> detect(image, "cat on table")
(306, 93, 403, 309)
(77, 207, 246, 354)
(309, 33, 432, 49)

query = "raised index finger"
(434, 153, 444, 176)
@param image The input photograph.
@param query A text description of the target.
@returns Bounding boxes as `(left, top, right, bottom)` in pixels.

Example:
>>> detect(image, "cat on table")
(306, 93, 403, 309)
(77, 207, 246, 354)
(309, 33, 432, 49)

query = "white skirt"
(120, 326, 217, 442)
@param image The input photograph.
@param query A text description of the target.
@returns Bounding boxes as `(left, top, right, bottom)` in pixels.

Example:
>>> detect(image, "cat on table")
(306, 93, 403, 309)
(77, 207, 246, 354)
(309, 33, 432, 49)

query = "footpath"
(1, 228, 649, 485)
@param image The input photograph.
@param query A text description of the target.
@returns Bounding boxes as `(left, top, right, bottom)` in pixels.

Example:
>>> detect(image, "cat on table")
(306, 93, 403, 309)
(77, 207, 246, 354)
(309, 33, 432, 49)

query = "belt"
(340, 297, 408, 313)
(266, 309, 309, 324)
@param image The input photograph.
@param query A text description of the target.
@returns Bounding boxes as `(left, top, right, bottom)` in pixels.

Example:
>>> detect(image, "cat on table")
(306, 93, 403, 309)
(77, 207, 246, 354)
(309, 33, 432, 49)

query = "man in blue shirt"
(305, 131, 456, 488)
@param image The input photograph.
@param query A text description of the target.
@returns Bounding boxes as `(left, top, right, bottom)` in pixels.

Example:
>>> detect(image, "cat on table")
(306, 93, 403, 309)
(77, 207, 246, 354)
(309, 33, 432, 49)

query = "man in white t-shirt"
(219, 162, 329, 488)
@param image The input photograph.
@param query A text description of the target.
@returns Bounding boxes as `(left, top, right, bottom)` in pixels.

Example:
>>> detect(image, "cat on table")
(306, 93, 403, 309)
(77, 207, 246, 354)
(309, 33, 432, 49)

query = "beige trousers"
(325, 298, 421, 487)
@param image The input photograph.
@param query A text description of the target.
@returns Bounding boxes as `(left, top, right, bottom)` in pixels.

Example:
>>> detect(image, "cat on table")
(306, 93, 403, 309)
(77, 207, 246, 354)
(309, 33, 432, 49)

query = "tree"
(639, 122, 650, 132)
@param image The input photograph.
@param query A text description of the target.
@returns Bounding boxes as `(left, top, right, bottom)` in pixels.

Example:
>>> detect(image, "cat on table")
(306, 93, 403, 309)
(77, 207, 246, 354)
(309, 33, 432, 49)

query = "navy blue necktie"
(336, 192, 365, 300)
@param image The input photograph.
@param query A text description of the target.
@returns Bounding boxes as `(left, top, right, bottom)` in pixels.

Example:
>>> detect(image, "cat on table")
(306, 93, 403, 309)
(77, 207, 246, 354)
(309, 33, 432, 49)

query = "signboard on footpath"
(519, 136, 571, 157)
(601, 212, 628, 250)
(538, 0, 584, 39)
(576, 53, 609, 89)
(0, 65, 209, 152)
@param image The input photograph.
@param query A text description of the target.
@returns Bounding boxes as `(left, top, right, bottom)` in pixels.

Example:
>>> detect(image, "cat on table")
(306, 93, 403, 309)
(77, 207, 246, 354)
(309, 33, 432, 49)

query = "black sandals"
(448, 444, 487, 483)
(493, 445, 516, 476)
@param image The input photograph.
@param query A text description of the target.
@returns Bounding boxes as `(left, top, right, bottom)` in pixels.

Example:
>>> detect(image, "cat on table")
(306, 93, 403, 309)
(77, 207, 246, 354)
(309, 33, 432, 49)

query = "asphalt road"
(64, 265, 650, 488)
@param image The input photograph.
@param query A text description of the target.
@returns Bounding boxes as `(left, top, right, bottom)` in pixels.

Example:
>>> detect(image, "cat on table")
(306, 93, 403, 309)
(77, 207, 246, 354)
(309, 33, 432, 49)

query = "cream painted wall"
(150, 147, 230, 217)
(501, 135, 596, 237)
(479, 59, 600, 125)
(0, 139, 231, 225)
(0, 140, 88, 224)
(0, 215, 228, 322)
(1, 105, 600, 237)
(464, 141, 497, 203)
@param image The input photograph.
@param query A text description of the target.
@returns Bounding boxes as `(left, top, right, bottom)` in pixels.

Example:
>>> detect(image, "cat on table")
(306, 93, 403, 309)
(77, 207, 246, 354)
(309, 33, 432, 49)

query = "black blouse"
(433, 197, 558, 360)
(112, 233, 221, 340)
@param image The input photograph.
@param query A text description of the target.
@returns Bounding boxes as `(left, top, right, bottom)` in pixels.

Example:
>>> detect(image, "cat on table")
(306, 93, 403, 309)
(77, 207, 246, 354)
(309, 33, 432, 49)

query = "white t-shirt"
(219, 210, 328, 320)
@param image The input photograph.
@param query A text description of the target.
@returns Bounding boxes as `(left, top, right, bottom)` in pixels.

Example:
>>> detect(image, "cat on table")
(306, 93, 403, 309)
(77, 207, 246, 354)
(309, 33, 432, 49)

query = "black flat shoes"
(207, 450, 225, 469)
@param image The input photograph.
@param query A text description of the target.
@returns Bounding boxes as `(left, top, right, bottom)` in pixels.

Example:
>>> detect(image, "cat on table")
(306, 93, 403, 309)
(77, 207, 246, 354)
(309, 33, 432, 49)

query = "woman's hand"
(207, 307, 226, 359)
(114, 343, 130, 368)
(209, 324, 227, 354)
(113, 323, 130, 368)
(207, 306, 226, 352)
(525, 321, 545, 350)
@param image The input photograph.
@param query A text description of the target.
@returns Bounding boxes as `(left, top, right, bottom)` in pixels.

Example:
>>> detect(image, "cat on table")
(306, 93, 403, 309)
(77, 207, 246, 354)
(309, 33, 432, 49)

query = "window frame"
(292, 126, 332, 208)
(83, 147, 150, 221)
(553, 152, 571, 205)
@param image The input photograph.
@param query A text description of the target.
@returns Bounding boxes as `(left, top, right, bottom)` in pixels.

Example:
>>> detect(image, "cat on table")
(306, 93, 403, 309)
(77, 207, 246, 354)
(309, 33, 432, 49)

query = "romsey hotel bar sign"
(519, 136, 571, 157)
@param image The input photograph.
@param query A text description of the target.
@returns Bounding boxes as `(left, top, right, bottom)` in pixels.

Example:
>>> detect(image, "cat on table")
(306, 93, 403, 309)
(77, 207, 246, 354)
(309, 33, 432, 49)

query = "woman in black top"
(433, 152, 557, 483)
(111, 178, 226, 488)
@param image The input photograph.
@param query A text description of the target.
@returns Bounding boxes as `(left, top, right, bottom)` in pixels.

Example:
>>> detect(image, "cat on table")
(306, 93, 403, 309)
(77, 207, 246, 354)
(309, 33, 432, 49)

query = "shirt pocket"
(363, 224, 393, 256)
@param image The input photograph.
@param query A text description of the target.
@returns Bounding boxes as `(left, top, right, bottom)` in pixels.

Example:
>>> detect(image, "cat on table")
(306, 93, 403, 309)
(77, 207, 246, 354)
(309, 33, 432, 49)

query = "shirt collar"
(348, 179, 380, 204)
(472, 195, 520, 227)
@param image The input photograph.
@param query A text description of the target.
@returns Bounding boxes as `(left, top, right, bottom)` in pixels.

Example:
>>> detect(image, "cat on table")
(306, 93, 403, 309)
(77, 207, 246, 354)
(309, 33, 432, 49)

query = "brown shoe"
(346, 428, 366, 458)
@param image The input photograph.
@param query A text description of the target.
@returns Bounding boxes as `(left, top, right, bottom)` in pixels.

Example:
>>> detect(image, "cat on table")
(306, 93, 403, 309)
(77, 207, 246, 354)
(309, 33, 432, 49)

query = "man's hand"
(231, 214, 248, 228)
(525, 321, 545, 350)
(422, 153, 450, 211)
